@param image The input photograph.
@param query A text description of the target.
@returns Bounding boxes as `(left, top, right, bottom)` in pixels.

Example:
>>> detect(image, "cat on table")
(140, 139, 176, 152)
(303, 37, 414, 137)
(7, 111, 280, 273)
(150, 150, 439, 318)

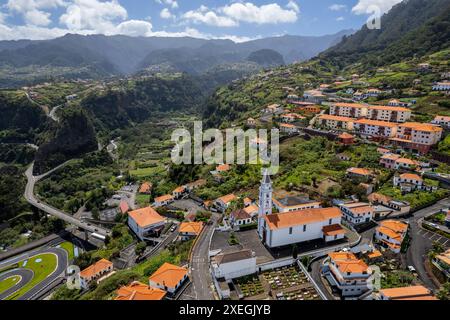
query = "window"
(329, 218, 332, 225)
(303, 225, 307, 232)
(289, 227, 293, 235)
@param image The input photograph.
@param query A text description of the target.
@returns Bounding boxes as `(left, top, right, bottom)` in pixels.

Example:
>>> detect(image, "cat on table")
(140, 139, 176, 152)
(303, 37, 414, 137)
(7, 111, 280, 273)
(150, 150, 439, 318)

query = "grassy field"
(0, 275, 21, 295)
(6, 253, 58, 300)
(136, 194, 151, 208)
(59, 242, 75, 261)
(129, 166, 165, 178)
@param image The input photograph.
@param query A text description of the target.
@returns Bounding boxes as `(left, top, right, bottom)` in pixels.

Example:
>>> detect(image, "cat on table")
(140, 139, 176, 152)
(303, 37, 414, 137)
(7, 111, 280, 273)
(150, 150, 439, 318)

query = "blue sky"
(0, 0, 403, 41)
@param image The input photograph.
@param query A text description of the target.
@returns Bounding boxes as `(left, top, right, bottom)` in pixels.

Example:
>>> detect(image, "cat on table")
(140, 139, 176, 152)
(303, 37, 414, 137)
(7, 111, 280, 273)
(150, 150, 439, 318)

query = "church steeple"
(258, 168, 273, 238)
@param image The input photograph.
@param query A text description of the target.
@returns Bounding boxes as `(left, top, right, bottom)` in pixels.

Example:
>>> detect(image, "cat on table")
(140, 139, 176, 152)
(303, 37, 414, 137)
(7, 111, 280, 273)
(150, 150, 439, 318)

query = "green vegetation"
(59, 241, 75, 261)
(378, 186, 448, 210)
(381, 270, 415, 289)
(0, 275, 21, 295)
(7, 253, 58, 300)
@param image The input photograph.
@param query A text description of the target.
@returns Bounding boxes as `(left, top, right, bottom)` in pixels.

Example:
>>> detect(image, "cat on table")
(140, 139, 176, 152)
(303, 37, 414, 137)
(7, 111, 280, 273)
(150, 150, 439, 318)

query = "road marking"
(429, 234, 439, 240)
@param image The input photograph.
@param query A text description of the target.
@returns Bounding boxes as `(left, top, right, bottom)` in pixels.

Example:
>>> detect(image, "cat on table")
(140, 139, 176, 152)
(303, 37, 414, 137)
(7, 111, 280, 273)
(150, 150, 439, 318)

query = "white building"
(323, 252, 372, 298)
(393, 173, 437, 193)
(128, 207, 166, 241)
(329, 103, 368, 118)
(214, 194, 238, 212)
(148, 263, 188, 295)
(211, 249, 257, 281)
(154, 194, 174, 207)
(375, 220, 408, 253)
(353, 119, 398, 138)
(272, 192, 321, 213)
(230, 209, 253, 227)
(257, 170, 345, 248)
(432, 81, 450, 91)
(367, 106, 411, 123)
(339, 202, 374, 225)
(432, 115, 450, 128)
(79, 259, 114, 289)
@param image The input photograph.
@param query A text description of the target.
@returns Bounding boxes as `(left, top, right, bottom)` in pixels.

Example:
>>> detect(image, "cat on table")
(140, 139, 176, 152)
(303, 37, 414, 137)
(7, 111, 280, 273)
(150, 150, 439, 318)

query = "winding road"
(24, 163, 111, 237)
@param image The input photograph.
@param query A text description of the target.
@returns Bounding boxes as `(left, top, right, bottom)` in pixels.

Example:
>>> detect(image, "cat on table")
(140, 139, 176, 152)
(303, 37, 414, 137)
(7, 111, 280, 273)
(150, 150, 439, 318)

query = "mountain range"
(0, 30, 353, 87)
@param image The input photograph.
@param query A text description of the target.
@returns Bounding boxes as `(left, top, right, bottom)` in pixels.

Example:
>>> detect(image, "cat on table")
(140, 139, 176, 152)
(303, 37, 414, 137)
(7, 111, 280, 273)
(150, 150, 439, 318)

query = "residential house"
(323, 252, 372, 297)
(375, 220, 408, 253)
(265, 104, 282, 114)
(80, 259, 114, 289)
(339, 202, 374, 225)
(346, 168, 373, 182)
(366, 88, 382, 97)
(281, 113, 305, 123)
(279, 123, 298, 134)
(394, 158, 419, 170)
(115, 282, 166, 300)
(379, 153, 401, 169)
(353, 119, 398, 138)
(154, 194, 175, 207)
(149, 263, 188, 295)
(230, 209, 253, 227)
(118, 200, 130, 214)
(172, 186, 187, 199)
(128, 207, 166, 241)
(432, 81, 450, 91)
(303, 90, 326, 103)
(378, 285, 437, 300)
(243, 204, 259, 218)
(179, 222, 203, 241)
(393, 173, 437, 193)
(185, 179, 207, 192)
(247, 117, 256, 127)
(329, 103, 368, 118)
(139, 182, 152, 194)
(367, 105, 411, 123)
(214, 194, 238, 212)
(318, 115, 354, 130)
(390, 122, 443, 154)
(388, 99, 409, 107)
(431, 115, 450, 128)
(432, 249, 450, 279)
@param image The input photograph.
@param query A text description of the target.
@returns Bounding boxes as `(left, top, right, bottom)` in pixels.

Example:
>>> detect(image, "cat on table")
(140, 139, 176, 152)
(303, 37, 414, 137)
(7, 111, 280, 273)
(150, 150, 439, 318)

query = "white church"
(257, 170, 346, 248)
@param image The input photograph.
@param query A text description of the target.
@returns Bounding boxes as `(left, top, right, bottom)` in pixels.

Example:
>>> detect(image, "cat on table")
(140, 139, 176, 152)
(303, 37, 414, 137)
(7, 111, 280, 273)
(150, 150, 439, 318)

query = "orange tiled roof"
(399, 173, 422, 181)
(379, 286, 435, 300)
(149, 263, 188, 289)
(339, 132, 354, 139)
(179, 222, 203, 235)
(119, 200, 129, 214)
(80, 259, 113, 279)
(328, 252, 369, 274)
(139, 182, 152, 193)
(322, 224, 346, 236)
(369, 105, 410, 112)
(319, 114, 354, 122)
(434, 115, 450, 122)
(244, 204, 259, 215)
(173, 186, 186, 193)
(332, 102, 367, 109)
(217, 194, 237, 204)
(355, 118, 398, 128)
(154, 194, 174, 203)
(367, 250, 382, 259)
(381, 154, 401, 161)
(347, 167, 372, 176)
(216, 164, 231, 172)
(280, 123, 296, 128)
(399, 122, 443, 133)
(264, 207, 341, 230)
(115, 282, 166, 301)
(395, 158, 418, 165)
(128, 207, 165, 228)
(379, 220, 408, 234)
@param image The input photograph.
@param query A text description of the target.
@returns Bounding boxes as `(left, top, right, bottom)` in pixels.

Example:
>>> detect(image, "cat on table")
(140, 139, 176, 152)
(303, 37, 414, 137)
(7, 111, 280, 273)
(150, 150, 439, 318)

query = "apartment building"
(318, 115, 354, 130)
(339, 202, 374, 225)
(390, 122, 443, 154)
(353, 119, 398, 138)
(366, 105, 411, 123)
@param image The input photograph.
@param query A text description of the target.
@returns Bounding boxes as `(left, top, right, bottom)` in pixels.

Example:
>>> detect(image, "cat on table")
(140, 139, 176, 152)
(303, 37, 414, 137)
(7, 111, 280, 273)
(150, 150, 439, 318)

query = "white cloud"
(59, 0, 128, 33)
(160, 8, 174, 19)
(352, 0, 402, 15)
(116, 19, 153, 37)
(286, 1, 300, 14)
(220, 2, 298, 25)
(155, 0, 178, 9)
(6, 0, 67, 26)
(329, 4, 347, 11)
(182, 8, 238, 27)
(336, 16, 345, 21)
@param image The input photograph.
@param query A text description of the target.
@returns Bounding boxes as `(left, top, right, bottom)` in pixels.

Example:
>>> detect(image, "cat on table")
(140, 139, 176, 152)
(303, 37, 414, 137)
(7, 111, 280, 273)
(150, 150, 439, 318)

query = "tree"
(135, 241, 147, 257)
(292, 244, 298, 259)
(92, 207, 100, 221)
(437, 283, 450, 300)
